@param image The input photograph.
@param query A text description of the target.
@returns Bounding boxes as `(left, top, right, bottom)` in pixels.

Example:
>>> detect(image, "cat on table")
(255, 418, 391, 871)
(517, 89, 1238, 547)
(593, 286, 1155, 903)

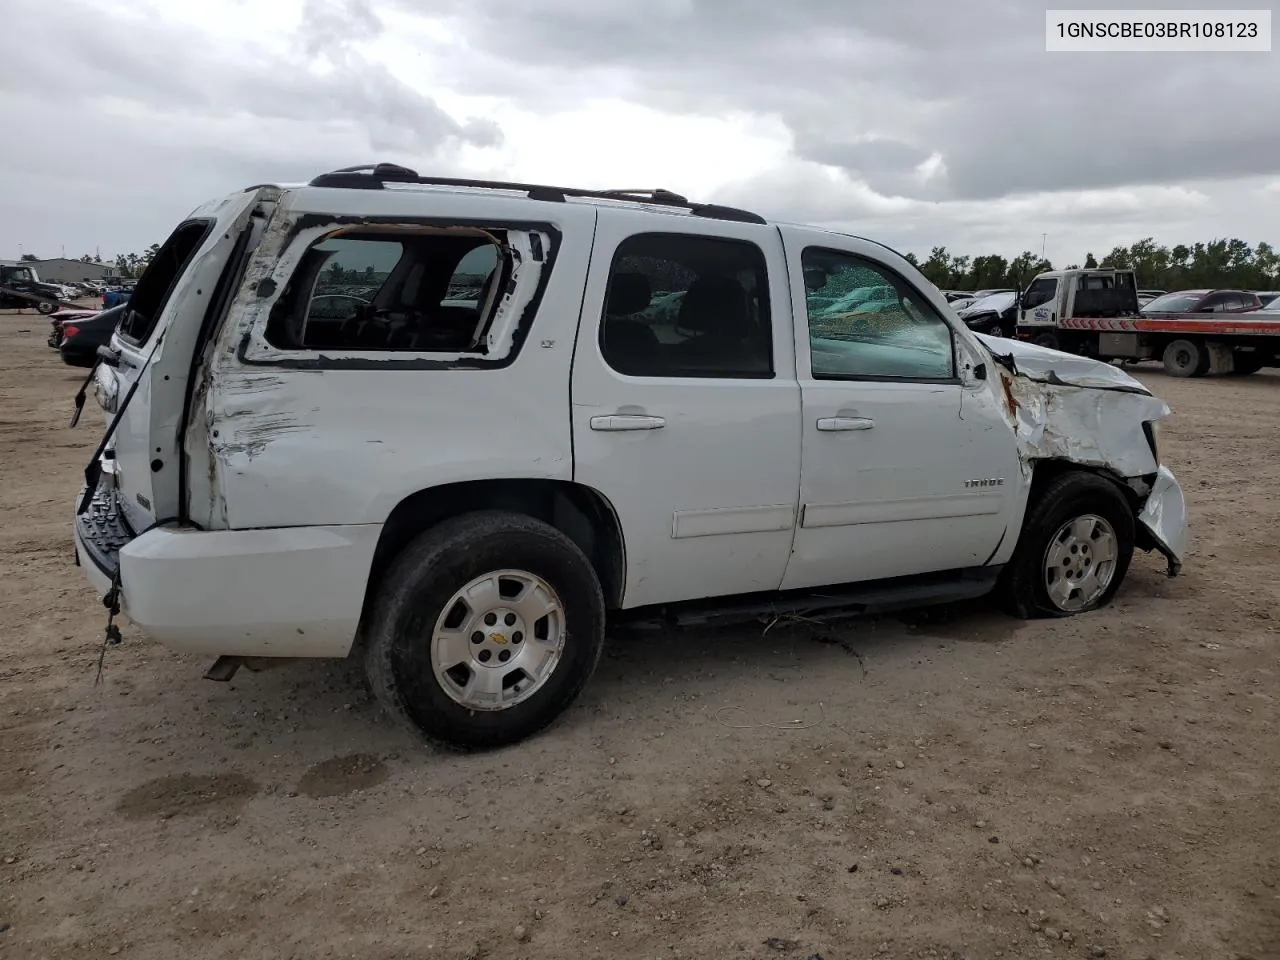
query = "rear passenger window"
(264, 230, 508, 352)
(599, 233, 773, 379)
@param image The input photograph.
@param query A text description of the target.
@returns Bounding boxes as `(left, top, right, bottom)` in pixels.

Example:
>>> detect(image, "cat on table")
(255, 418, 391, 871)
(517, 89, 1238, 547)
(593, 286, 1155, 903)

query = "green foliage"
(912, 238, 1280, 292)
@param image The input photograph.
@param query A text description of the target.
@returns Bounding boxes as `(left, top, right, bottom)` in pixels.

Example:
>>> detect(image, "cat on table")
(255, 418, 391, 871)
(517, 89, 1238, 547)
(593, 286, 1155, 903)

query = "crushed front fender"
(1137, 465, 1187, 576)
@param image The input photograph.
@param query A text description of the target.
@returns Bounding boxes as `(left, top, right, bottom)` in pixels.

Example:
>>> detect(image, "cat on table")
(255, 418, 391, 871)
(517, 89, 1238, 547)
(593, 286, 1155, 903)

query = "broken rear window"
(264, 229, 507, 353)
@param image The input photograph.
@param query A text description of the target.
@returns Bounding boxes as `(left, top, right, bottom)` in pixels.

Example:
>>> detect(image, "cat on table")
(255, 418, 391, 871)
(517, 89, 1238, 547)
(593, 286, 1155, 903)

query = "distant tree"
(907, 237, 1279, 292)
(19, 253, 37, 262)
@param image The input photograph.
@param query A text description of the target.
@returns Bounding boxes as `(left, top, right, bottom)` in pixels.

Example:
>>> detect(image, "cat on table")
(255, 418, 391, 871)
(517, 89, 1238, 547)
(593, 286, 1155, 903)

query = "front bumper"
(1137, 464, 1187, 576)
(74, 482, 382, 659)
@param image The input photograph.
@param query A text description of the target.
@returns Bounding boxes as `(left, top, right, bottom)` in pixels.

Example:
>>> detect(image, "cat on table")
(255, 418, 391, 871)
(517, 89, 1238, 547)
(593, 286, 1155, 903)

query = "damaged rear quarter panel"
(202, 190, 601, 530)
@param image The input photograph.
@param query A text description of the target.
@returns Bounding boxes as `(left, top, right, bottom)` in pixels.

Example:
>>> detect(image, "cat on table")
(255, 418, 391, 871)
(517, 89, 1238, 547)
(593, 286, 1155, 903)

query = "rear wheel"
(364, 510, 606, 750)
(996, 471, 1135, 619)
(1229, 351, 1264, 376)
(988, 324, 1004, 338)
(1162, 338, 1208, 377)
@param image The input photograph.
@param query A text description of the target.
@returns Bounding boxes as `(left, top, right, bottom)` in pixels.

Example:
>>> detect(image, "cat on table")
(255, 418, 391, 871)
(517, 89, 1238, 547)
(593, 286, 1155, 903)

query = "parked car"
(1253, 291, 1280, 307)
(954, 290, 1017, 336)
(72, 163, 1187, 750)
(102, 288, 132, 310)
(59, 304, 126, 367)
(1140, 289, 1263, 316)
(47, 307, 100, 348)
(1137, 289, 1167, 299)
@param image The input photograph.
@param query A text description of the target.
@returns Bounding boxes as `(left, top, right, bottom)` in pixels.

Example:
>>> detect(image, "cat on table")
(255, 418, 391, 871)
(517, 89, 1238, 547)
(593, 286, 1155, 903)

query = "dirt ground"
(1, 309, 1278, 960)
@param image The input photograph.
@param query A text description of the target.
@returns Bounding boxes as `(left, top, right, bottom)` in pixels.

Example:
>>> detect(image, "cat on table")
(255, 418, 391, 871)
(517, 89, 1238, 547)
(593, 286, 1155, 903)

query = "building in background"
(31, 258, 112, 283)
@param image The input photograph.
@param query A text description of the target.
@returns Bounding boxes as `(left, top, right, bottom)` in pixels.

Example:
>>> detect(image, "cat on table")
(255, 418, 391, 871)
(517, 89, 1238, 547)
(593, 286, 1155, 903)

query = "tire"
(1033, 333, 1059, 351)
(1162, 338, 1208, 378)
(996, 471, 1135, 619)
(988, 324, 1004, 338)
(364, 510, 606, 750)
(1228, 352, 1264, 376)
(36, 300, 57, 315)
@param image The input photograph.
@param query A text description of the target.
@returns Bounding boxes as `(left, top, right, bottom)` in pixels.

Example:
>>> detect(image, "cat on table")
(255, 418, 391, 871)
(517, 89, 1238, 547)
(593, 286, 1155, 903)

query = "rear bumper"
(1137, 465, 1187, 575)
(74, 487, 382, 658)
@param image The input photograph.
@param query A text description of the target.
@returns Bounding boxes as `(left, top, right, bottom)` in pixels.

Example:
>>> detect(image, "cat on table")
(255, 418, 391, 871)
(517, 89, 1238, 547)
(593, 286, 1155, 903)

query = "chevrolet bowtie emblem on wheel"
(490, 633, 508, 645)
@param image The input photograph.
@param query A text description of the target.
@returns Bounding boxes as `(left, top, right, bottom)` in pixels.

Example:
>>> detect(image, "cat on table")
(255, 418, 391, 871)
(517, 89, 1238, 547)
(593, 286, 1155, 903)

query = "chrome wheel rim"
(1042, 514, 1119, 611)
(430, 569, 566, 711)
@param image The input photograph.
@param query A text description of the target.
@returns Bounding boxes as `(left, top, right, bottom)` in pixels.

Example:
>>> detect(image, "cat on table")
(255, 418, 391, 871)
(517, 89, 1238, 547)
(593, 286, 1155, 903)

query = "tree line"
(21, 236, 1280, 293)
(19, 247, 161, 278)
(904, 237, 1280, 292)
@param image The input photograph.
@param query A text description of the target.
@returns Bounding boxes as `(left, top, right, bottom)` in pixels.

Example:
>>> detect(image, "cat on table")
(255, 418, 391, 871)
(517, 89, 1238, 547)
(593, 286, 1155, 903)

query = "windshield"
(1142, 293, 1203, 313)
(1021, 278, 1058, 309)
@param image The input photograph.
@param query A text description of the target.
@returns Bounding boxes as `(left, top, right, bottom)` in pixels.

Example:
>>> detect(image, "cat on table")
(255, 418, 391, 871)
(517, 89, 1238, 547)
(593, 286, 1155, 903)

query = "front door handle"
(816, 416, 874, 432)
(590, 415, 666, 431)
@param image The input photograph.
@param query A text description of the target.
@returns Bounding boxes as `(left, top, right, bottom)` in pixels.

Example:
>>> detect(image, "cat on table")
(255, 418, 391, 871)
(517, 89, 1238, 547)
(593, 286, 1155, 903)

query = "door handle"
(590, 415, 666, 431)
(816, 416, 874, 432)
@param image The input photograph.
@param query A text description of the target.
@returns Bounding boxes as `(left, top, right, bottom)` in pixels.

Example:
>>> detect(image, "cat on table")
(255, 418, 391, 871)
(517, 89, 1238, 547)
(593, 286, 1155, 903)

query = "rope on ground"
(713, 700, 828, 731)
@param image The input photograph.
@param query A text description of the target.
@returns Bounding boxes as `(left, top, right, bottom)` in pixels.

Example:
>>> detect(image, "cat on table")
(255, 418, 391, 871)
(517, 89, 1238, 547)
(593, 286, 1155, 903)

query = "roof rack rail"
(307, 163, 766, 225)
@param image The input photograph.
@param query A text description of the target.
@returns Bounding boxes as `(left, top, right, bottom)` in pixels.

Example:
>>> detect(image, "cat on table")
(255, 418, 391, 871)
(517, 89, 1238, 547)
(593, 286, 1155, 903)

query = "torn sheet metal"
(1138, 465, 1187, 574)
(976, 333, 1187, 571)
(976, 333, 1152, 394)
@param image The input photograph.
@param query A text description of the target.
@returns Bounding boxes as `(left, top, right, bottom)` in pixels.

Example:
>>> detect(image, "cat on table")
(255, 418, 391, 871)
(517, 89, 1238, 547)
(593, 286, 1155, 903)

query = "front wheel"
(364, 510, 606, 750)
(996, 471, 1135, 619)
(36, 300, 57, 315)
(988, 324, 1004, 338)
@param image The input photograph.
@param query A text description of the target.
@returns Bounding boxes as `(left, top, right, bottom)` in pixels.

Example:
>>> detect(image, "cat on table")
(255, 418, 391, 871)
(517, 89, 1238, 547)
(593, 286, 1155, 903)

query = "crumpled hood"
(975, 333, 1151, 394)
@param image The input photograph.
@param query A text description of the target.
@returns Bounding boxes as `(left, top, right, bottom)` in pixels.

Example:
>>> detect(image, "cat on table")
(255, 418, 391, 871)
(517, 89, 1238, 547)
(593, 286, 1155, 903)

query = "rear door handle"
(590, 415, 666, 431)
(816, 417, 874, 432)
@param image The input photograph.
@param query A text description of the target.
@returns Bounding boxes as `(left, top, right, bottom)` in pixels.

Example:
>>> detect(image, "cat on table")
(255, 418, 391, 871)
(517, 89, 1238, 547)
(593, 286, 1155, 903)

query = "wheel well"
(360, 479, 626, 623)
(1028, 458, 1148, 539)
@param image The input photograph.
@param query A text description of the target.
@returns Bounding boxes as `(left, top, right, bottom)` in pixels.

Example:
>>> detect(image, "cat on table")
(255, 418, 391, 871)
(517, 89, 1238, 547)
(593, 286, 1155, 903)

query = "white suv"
(74, 164, 1188, 749)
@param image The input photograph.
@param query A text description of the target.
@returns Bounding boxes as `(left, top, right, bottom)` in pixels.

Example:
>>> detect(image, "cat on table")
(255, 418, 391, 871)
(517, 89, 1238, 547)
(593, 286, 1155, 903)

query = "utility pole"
(1041, 234, 1047, 259)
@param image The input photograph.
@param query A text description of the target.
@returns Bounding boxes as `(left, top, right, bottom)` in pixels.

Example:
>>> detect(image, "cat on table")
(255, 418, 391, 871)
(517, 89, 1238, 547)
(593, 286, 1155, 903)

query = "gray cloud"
(0, 0, 1276, 262)
(407, 0, 1279, 201)
(0, 0, 502, 255)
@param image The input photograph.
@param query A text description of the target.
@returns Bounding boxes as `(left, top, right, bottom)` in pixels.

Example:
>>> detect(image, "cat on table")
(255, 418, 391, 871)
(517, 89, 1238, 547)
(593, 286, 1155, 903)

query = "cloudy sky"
(3, 0, 1277, 266)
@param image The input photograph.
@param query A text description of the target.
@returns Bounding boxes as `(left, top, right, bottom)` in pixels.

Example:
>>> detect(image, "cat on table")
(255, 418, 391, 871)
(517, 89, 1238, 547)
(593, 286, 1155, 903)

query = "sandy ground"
(1, 308, 1278, 960)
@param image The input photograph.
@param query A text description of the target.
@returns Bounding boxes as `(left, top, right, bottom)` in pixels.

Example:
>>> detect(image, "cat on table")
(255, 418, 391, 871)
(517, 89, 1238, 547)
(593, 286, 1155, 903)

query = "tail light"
(62, 325, 81, 340)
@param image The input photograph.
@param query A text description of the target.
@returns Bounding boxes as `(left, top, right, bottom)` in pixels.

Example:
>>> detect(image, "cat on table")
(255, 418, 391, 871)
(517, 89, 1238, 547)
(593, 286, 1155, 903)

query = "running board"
(612, 566, 1001, 632)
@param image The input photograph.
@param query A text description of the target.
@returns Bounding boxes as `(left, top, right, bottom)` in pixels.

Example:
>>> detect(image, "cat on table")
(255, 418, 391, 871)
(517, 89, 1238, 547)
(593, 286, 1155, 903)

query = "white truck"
(74, 165, 1187, 749)
(1015, 268, 1280, 376)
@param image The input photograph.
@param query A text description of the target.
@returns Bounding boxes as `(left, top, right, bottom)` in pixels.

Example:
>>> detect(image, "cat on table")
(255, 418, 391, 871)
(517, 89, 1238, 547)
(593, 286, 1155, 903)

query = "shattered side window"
(802, 247, 956, 381)
(264, 231, 507, 353)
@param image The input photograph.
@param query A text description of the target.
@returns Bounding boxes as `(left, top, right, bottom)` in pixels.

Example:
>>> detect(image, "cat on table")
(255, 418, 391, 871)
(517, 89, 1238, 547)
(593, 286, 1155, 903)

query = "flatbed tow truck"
(1014, 268, 1280, 377)
(0, 262, 83, 315)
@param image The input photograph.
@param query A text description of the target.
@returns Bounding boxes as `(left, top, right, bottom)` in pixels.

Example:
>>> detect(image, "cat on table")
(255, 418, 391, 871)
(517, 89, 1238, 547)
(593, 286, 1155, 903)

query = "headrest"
(606, 272, 651, 316)
(677, 275, 748, 336)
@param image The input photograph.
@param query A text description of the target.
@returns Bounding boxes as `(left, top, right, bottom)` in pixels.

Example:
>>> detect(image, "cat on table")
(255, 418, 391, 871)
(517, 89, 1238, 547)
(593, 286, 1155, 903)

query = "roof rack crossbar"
(307, 164, 766, 224)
